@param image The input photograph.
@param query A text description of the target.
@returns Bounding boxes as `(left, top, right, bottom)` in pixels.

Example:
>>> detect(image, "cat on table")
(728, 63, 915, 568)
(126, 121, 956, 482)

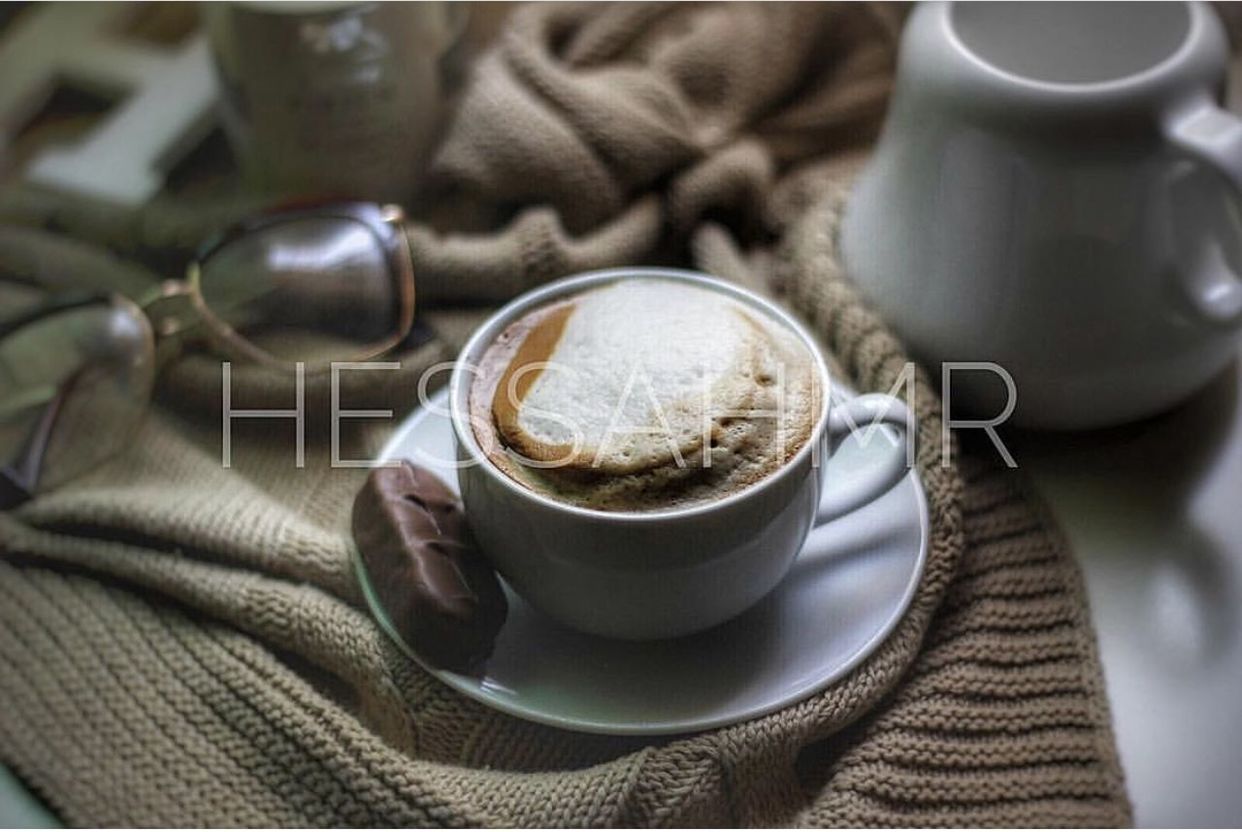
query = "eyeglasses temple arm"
(139, 280, 203, 372)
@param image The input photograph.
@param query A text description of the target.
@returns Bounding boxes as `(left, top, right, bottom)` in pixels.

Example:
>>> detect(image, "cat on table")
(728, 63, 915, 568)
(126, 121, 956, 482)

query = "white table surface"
(1013, 352, 1242, 827)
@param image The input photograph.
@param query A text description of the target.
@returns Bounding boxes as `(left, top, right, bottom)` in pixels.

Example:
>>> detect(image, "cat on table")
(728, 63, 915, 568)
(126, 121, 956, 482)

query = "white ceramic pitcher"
(841, 1, 1242, 429)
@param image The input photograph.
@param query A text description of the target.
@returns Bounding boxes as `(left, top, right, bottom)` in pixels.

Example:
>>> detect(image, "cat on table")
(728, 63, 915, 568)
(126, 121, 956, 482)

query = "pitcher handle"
(1165, 97, 1242, 329)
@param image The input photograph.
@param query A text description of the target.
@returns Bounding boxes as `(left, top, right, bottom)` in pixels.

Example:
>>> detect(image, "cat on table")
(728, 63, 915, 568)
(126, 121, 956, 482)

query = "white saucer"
(356, 387, 928, 736)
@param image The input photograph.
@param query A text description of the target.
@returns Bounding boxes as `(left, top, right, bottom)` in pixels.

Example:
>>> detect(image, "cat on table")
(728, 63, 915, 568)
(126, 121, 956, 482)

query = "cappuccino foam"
(469, 279, 821, 511)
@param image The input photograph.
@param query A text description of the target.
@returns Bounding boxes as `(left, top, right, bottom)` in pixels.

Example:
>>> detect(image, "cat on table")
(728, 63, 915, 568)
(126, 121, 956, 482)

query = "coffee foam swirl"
(470, 279, 820, 512)
(492, 281, 766, 474)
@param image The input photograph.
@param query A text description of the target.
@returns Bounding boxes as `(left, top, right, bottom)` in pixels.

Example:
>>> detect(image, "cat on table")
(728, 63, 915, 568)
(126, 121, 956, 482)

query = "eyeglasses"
(0, 202, 416, 508)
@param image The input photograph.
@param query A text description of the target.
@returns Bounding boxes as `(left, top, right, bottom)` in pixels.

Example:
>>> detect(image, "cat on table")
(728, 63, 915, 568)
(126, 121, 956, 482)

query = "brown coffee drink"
(468, 279, 821, 512)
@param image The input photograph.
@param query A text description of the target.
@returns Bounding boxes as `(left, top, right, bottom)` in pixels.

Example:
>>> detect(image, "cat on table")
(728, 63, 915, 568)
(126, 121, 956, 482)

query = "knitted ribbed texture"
(0, 188, 1130, 825)
(0, 3, 1128, 825)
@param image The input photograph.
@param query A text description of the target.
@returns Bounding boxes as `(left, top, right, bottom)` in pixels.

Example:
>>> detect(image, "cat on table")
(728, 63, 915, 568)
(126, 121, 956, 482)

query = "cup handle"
(814, 393, 913, 526)
(1165, 97, 1242, 329)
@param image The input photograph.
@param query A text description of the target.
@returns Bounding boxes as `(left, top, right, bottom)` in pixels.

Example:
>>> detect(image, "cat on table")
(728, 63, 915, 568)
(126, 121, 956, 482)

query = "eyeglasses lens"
(197, 217, 403, 364)
(0, 300, 154, 497)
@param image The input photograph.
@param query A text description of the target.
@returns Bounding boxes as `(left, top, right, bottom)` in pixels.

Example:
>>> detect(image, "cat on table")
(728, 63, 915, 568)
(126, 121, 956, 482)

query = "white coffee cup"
(841, 1, 1242, 429)
(448, 268, 913, 640)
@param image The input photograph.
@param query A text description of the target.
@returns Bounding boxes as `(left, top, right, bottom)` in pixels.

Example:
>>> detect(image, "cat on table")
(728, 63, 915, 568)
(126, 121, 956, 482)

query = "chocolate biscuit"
(352, 461, 507, 671)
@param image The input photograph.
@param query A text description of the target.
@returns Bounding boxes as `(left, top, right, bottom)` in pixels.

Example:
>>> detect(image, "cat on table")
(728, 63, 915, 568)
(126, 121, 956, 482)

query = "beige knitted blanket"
(0, 3, 1129, 825)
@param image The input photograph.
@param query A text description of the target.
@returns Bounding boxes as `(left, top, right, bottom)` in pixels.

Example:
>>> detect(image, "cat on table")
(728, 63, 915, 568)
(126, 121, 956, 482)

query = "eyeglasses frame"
(0, 202, 416, 506)
(152, 201, 416, 371)
(0, 291, 154, 507)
